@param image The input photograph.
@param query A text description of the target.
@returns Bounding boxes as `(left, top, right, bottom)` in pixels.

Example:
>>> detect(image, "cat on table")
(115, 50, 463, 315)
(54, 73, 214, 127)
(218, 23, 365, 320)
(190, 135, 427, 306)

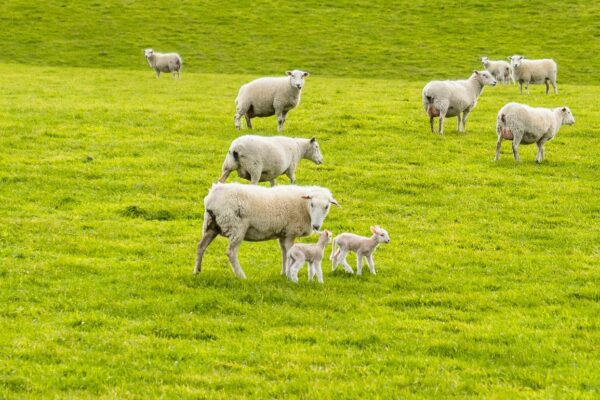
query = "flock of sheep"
(144, 49, 575, 282)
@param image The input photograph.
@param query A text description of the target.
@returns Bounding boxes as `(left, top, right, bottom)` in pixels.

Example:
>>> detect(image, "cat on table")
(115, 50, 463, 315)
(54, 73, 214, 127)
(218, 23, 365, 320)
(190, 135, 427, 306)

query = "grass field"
(1, 1, 600, 399)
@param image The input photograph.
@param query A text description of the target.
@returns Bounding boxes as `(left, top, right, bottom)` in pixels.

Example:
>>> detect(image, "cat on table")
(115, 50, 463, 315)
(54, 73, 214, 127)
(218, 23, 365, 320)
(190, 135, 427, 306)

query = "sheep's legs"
(545, 81, 550, 95)
(456, 114, 462, 132)
(315, 261, 324, 283)
(462, 110, 471, 132)
(226, 236, 246, 279)
(308, 262, 315, 281)
(155, 69, 161, 79)
(551, 81, 558, 94)
(429, 117, 435, 134)
(519, 82, 523, 94)
(366, 255, 376, 275)
(286, 168, 296, 184)
(244, 114, 253, 129)
(356, 253, 364, 276)
(525, 81, 530, 95)
(495, 136, 503, 161)
(288, 259, 303, 283)
(535, 139, 548, 163)
(269, 179, 276, 187)
(512, 136, 522, 162)
(279, 237, 295, 275)
(331, 249, 339, 271)
(193, 228, 218, 274)
(276, 110, 288, 132)
(338, 250, 354, 274)
(438, 113, 446, 136)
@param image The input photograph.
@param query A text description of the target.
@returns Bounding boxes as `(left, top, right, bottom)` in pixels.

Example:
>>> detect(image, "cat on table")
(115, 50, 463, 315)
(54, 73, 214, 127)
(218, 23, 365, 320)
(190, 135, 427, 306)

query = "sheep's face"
(144, 49, 154, 58)
(560, 107, 575, 125)
(305, 137, 323, 165)
(480, 56, 489, 67)
(473, 70, 497, 86)
(509, 55, 524, 69)
(286, 70, 310, 90)
(302, 194, 339, 231)
(370, 226, 391, 244)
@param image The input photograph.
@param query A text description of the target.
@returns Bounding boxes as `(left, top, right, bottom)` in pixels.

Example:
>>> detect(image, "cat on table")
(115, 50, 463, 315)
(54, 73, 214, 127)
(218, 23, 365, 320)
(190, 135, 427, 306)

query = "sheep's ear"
(562, 107, 567, 112)
(301, 195, 312, 200)
(518, 56, 524, 60)
(370, 226, 377, 234)
(330, 198, 340, 208)
(473, 70, 479, 75)
(310, 137, 316, 143)
(303, 72, 310, 77)
(286, 71, 293, 76)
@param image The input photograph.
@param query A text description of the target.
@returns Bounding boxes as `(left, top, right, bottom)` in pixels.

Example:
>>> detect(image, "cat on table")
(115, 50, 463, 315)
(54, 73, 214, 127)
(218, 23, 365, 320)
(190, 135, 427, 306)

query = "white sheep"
(218, 135, 323, 186)
(330, 226, 390, 275)
(508, 55, 557, 95)
(144, 49, 182, 79)
(234, 70, 310, 132)
(422, 70, 497, 135)
(495, 102, 575, 163)
(286, 230, 332, 284)
(481, 57, 512, 84)
(194, 183, 339, 279)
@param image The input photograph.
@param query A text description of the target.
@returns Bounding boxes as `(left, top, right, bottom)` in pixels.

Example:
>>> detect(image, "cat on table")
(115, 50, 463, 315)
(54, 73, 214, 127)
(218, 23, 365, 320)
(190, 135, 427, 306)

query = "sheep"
(286, 230, 332, 284)
(194, 183, 339, 279)
(144, 49, 182, 79)
(422, 70, 497, 135)
(495, 102, 575, 163)
(234, 70, 310, 132)
(508, 55, 557, 95)
(481, 57, 512, 84)
(218, 135, 323, 186)
(330, 226, 390, 276)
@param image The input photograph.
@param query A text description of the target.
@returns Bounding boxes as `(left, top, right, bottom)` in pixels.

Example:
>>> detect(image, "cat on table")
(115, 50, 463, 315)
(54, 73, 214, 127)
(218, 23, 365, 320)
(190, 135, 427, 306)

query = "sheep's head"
(316, 229, 333, 245)
(473, 70, 497, 86)
(144, 49, 154, 58)
(304, 137, 323, 165)
(508, 55, 525, 69)
(302, 191, 339, 231)
(370, 225, 390, 244)
(286, 70, 310, 90)
(480, 56, 489, 67)
(560, 107, 575, 126)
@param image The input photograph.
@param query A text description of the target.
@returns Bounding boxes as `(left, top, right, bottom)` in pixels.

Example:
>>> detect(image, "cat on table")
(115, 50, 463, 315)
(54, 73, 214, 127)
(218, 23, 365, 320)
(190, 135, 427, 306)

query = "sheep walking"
(422, 70, 497, 135)
(481, 57, 512, 84)
(508, 55, 557, 95)
(234, 70, 310, 132)
(331, 226, 390, 276)
(219, 135, 323, 186)
(194, 183, 339, 279)
(495, 103, 575, 163)
(144, 49, 182, 79)
(286, 230, 332, 284)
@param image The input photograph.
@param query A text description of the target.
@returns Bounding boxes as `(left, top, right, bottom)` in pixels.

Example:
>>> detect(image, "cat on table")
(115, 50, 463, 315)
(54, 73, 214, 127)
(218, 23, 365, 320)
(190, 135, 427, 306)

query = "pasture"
(1, 0, 599, 398)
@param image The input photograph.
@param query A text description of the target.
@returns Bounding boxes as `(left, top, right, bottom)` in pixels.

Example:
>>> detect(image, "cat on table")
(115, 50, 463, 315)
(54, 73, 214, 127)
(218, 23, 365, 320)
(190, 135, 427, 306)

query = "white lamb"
(495, 102, 575, 163)
(422, 70, 497, 135)
(330, 226, 390, 276)
(144, 49, 182, 79)
(508, 55, 557, 95)
(286, 230, 332, 284)
(194, 183, 339, 279)
(219, 135, 323, 186)
(481, 57, 512, 84)
(234, 70, 310, 132)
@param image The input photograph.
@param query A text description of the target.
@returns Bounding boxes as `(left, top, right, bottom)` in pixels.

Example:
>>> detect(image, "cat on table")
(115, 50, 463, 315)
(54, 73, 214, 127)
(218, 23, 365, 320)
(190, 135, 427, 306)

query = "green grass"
(1, 1, 600, 398)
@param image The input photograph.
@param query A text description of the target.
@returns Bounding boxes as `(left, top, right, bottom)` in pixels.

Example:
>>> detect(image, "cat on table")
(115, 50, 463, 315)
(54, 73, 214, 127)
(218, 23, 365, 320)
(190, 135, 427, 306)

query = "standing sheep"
(219, 135, 323, 186)
(481, 57, 512, 84)
(234, 70, 310, 132)
(194, 183, 339, 279)
(331, 226, 390, 275)
(508, 55, 557, 95)
(286, 230, 332, 284)
(495, 102, 575, 163)
(144, 49, 182, 79)
(422, 70, 497, 135)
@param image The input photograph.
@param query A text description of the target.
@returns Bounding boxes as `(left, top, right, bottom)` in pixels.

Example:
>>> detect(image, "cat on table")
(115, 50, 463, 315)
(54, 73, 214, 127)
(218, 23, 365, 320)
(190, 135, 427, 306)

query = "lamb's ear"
(370, 226, 377, 234)
(286, 71, 293, 76)
(303, 71, 310, 77)
(330, 198, 340, 208)
(310, 137, 316, 143)
(301, 195, 313, 200)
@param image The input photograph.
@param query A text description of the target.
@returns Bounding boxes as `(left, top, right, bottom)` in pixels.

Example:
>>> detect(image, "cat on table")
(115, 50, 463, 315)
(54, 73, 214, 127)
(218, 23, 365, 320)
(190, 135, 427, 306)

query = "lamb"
(234, 70, 310, 132)
(422, 70, 497, 135)
(194, 183, 339, 279)
(508, 55, 557, 95)
(144, 49, 182, 79)
(495, 102, 575, 163)
(330, 226, 390, 276)
(286, 230, 332, 284)
(481, 57, 512, 84)
(219, 135, 323, 186)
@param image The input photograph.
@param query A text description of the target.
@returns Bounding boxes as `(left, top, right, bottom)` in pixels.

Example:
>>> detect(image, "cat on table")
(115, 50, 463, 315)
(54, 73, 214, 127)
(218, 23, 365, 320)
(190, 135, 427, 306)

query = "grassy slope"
(0, 0, 599, 398)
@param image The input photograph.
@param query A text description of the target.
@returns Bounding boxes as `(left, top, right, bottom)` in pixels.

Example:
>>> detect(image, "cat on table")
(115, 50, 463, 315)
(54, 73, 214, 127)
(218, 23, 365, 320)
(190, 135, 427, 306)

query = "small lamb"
(331, 226, 390, 275)
(286, 230, 332, 283)
(144, 49, 182, 79)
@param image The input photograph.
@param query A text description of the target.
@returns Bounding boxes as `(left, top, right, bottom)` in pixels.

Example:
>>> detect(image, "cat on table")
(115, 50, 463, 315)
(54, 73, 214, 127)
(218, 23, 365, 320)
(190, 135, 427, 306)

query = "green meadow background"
(0, 1, 599, 398)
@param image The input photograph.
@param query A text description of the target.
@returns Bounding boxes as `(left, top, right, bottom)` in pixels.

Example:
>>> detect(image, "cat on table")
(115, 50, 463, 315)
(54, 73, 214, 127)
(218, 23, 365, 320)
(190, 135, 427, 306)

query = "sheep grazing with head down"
(481, 57, 512, 84)
(219, 135, 323, 186)
(194, 183, 339, 279)
(330, 226, 390, 276)
(286, 230, 332, 284)
(144, 48, 182, 79)
(234, 70, 310, 132)
(422, 70, 497, 135)
(495, 102, 575, 163)
(508, 55, 557, 95)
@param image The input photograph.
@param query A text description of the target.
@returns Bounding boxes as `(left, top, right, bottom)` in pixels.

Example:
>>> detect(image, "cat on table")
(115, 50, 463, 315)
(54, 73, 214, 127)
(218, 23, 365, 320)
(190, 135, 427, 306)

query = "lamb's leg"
(315, 261, 324, 284)
(245, 114, 253, 129)
(331, 249, 340, 271)
(226, 235, 246, 279)
(279, 237, 295, 275)
(366, 255, 376, 275)
(339, 250, 354, 274)
(308, 262, 315, 281)
(288, 259, 303, 283)
(356, 253, 364, 276)
(193, 228, 218, 274)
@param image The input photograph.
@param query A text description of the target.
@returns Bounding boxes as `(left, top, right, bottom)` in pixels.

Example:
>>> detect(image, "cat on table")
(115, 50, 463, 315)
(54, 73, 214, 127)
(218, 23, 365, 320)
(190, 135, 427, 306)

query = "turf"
(1, 1, 599, 399)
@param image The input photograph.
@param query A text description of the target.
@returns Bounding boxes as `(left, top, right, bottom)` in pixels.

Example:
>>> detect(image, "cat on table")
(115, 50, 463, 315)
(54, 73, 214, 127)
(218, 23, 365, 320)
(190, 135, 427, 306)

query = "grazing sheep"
(219, 135, 323, 186)
(481, 57, 512, 84)
(330, 226, 390, 276)
(495, 102, 575, 163)
(508, 55, 557, 95)
(144, 49, 182, 79)
(234, 70, 310, 132)
(286, 230, 332, 284)
(422, 70, 497, 135)
(194, 183, 339, 279)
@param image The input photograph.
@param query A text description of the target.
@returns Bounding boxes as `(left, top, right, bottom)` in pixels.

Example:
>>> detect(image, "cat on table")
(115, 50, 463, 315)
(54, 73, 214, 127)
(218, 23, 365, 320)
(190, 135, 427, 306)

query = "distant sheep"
(508, 55, 557, 95)
(422, 70, 497, 135)
(330, 226, 390, 275)
(194, 183, 339, 279)
(286, 230, 332, 284)
(144, 49, 182, 79)
(234, 70, 310, 132)
(219, 135, 323, 186)
(481, 57, 512, 84)
(495, 102, 575, 163)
